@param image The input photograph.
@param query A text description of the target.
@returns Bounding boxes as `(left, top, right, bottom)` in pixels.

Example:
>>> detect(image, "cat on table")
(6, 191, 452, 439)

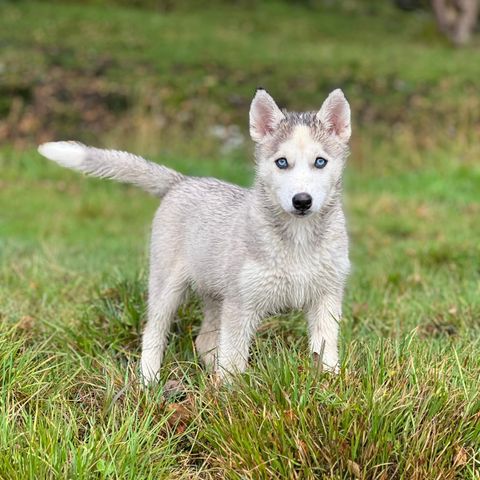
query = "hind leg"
(195, 297, 221, 368)
(141, 264, 188, 385)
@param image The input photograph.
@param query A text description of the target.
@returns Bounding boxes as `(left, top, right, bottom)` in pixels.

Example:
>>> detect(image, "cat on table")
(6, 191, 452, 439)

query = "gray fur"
(38, 88, 352, 382)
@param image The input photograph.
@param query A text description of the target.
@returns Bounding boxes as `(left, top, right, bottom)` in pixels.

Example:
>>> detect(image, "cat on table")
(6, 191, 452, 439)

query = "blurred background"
(1, 0, 479, 348)
(2, 0, 479, 160)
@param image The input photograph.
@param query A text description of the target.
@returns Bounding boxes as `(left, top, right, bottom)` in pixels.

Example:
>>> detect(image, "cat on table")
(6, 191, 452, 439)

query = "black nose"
(292, 192, 312, 212)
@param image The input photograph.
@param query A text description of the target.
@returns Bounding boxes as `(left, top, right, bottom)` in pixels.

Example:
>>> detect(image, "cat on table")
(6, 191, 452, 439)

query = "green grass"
(1, 1, 479, 478)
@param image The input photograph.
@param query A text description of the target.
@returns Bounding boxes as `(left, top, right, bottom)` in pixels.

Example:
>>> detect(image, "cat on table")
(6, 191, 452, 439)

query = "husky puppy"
(38, 88, 351, 383)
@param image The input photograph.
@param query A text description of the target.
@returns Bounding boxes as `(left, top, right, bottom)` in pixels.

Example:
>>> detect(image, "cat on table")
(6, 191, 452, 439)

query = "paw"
(140, 351, 161, 386)
(312, 352, 339, 374)
(215, 355, 248, 383)
(215, 366, 235, 384)
(199, 349, 217, 369)
(195, 333, 218, 369)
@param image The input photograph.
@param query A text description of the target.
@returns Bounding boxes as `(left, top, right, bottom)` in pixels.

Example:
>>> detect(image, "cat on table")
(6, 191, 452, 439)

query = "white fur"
(257, 125, 338, 215)
(249, 89, 285, 142)
(39, 89, 352, 383)
(38, 141, 86, 170)
(316, 89, 351, 142)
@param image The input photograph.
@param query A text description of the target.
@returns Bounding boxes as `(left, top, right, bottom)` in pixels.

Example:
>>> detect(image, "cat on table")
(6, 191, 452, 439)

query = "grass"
(1, 1, 479, 478)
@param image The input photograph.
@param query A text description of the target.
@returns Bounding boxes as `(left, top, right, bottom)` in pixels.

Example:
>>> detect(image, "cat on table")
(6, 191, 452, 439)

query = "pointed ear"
(316, 89, 351, 143)
(249, 89, 285, 143)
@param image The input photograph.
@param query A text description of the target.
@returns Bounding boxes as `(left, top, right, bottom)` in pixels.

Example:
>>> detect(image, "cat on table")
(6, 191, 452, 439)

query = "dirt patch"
(0, 63, 130, 147)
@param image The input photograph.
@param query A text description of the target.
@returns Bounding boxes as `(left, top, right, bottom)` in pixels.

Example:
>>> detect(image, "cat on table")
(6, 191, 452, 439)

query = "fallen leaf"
(18, 315, 35, 330)
(297, 439, 308, 460)
(284, 409, 296, 423)
(162, 379, 186, 399)
(453, 446, 468, 467)
(347, 459, 361, 478)
(448, 306, 458, 316)
(166, 402, 192, 433)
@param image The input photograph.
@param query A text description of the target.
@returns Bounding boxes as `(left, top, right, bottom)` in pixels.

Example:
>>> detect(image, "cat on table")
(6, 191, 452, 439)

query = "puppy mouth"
(292, 210, 312, 217)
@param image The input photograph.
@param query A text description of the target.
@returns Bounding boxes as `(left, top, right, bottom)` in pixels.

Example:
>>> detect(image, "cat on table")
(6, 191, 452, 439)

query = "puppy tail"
(38, 141, 184, 198)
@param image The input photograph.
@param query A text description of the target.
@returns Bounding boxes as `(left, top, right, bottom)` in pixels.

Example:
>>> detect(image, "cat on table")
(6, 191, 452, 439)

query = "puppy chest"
(239, 258, 326, 312)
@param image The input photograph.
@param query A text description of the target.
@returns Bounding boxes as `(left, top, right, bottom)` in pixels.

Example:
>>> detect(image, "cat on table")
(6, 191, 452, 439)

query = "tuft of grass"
(198, 336, 480, 479)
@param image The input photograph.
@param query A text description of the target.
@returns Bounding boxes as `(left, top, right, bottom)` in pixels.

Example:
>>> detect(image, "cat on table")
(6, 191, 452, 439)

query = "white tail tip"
(38, 141, 86, 170)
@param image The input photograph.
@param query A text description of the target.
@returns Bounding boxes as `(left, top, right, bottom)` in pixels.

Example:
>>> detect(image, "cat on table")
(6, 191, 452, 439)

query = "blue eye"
(275, 157, 288, 169)
(314, 157, 328, 169)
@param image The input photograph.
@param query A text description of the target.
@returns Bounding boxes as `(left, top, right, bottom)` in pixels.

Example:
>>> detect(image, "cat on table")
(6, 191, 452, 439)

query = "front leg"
(216, 301, 260, 380)
(306, 292, 343, 373)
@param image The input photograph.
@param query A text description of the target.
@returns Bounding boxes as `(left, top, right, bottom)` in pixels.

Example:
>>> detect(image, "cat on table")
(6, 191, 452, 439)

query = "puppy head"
(250, 88, 351, 217)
